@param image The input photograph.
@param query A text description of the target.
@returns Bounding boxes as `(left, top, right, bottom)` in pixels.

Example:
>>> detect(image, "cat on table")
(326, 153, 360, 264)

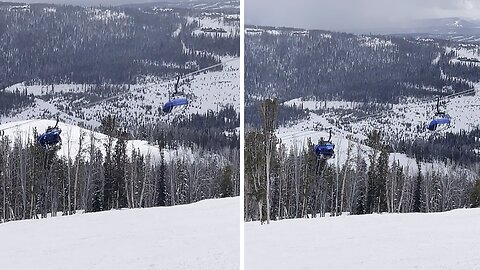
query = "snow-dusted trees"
(0, 126, 239, 224)
(244, 129, 479, 222)
(102, 115, 117, 210)
(0, 4, 230, 88)
(244, 130, 266, 222)
(471, 180, 480, 207)
(261, 99, 278, 224)
(219, 165, 234, 198)
(154, 152, 167, 207)
(113, 133, 128, 209)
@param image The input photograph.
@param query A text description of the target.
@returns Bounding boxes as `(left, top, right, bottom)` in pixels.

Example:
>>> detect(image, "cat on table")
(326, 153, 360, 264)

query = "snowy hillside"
(282, 84, 480, 143)
(123, 0, 240, 11)
(278, 76, 479, 176)
(248, 32, 480, 175)
(246, 209, 480, 270)
(0, 2, 240, 134)
(0, 119, 206, 164)
(275, 112, 479, 179)
(0, 197, 240, 270)
(405, 17, 480, 43)
(75, 57, 240, 127)
(2, 58, 239, 129)
(190, 13, 240, 37)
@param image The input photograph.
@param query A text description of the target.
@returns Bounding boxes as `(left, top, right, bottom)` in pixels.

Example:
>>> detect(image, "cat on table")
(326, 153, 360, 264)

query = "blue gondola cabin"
(162, 97, 189, 114)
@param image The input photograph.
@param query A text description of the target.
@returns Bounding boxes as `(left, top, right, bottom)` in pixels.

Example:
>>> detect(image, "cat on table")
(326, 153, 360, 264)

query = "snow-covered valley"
(261, 39, 480, 178)
(275, 84, 480, 178)
(2, 57, 240, 129)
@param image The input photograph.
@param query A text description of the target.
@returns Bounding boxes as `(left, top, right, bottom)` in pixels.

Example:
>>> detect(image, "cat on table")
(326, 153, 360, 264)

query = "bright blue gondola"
(313, 129, 335, 159)
(162, 97, 189, 114)
(314, 142, 335, 159)
(37, 127, 62, 148)
(427, 97, 451, 132)
(163, 76, 189, 114)
(427, 115, 451, 131)
(37, 118, 62, 148)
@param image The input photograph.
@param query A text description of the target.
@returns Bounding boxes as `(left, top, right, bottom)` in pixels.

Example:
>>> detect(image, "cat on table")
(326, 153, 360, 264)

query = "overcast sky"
(245, 0, 480, 32)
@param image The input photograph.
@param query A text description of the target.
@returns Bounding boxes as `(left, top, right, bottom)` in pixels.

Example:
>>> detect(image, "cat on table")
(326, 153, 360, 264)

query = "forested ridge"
(245, 27, 480, 130)
(245, 27, 477, 103)
(0, 1, 240, 123)
(0, 2, 239, 89)
(134, 106, 240, 150)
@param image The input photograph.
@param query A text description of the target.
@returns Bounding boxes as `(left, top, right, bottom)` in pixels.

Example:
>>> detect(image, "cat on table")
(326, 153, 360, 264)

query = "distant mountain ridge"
(395, 17, 480, 43)
(14, 0, 237, 8)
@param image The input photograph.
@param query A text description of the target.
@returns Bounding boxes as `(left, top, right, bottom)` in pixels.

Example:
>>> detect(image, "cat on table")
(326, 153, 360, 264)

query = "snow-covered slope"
(2, 57, 240, 129)
(277, 42, 480, 174)
(283, 86, 480, 141)
(246, 209, 480, 270)
(78, 57, 240, 127)
(282, 46, 480, 143)
(189, 13, 240, 37)
(406, 17, 480, 43)
(0, 119, 202, 164)
(277, 87, 480, 177)
(0, 197, 240, 270)
(276, 113, 465, 176)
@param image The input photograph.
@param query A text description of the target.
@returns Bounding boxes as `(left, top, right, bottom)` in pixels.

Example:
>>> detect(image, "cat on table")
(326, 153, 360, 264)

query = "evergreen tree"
(113, 132, 128, 209)
(102, 115, 117, 210)
(376, 148, 389, 212)
(155, 151, 167, 207)
(413, 160, 423, 212)
(356, 191, 365, 215)
(470, 180, 480, 208)
(260, 98, 278, 224)
(219, 165, 233, 198)
(366, 152, 377, 214)
(176, 159, 189, 204)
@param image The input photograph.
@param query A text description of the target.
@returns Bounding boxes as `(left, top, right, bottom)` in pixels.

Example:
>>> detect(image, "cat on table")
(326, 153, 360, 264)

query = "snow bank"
(0, 197, 240, 270)
(246, 209, 480, 270)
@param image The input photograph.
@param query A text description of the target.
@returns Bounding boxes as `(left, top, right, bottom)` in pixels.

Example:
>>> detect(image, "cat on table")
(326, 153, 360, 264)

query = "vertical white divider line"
(239, 0, 245, 269)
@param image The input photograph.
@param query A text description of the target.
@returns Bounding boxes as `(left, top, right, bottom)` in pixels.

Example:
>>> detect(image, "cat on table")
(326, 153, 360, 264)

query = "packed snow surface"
(0, 197, 240, 270)
(246, 209, 480, 270)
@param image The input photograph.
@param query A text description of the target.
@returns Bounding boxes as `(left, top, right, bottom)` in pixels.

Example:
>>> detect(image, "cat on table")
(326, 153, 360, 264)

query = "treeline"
(181, 16, 240, 56)
(0, 116, 239, 223)
(396, 128, 480, 166)
(245, 128, 480, 222)
(0, 3, 238, 88)
(245, 29, 475, 107)
(440, 50, 480, 83)
(0, 89, 32, 115)
(109, 106, 241, 151)
(245, 102, 309, 128)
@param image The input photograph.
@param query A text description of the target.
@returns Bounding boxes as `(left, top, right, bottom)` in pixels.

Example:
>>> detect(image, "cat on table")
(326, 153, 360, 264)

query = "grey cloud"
(245, 0, 480, 32)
